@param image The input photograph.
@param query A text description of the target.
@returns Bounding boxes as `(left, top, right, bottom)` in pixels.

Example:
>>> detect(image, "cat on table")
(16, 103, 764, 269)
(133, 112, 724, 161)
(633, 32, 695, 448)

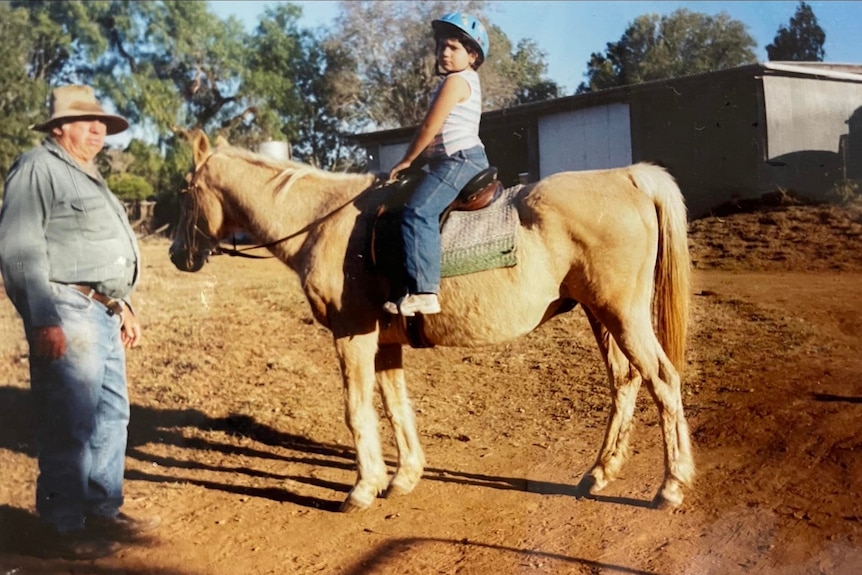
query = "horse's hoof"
(576, 472, 607, 497)
(339, 484, 380, 513)
(653, 485, 684, 510)
(384, 476, 418, 498)
(340, 496, 372, 513)
(383, 485, 409, 498)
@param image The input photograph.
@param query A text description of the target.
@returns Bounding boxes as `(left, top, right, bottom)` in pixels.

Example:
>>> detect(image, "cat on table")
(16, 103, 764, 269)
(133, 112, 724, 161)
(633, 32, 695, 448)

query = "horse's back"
(526, 162, 669, 206)
(518, 164, 667, 251)
(512, 164, 683, 313)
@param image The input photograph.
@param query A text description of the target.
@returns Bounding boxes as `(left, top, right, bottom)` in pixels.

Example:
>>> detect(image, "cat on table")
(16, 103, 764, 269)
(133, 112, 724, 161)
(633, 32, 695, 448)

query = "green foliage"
(106, 173, 154, 201)
(10, 0, 103, 82)
(243, 4, 305, 143)
(0, 3, 46, 197)
(124, 139, 164, 183)
(509, 39, 561, 104)
(88, 1, 251, 140)
(577, 9, 757, 93)
(325, 0, 559, 130)
(766, 2, 826, 62)
(1, 0, 564, 183)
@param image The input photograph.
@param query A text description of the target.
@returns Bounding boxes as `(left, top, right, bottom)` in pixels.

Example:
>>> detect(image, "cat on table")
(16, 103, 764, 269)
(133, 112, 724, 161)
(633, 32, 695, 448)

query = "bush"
(828, 179, 860, 204)
(107, 173, 154, 201)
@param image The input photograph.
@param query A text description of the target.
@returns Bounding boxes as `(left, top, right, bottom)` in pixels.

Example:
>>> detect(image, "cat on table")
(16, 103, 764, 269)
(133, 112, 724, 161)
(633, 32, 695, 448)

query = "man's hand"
(120, 305, 142, 349)
(32, 326, 66, 360)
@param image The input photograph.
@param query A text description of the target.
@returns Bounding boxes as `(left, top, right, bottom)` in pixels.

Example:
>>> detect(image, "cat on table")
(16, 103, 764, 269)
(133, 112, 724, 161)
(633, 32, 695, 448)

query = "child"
(384, 12, 491, 317)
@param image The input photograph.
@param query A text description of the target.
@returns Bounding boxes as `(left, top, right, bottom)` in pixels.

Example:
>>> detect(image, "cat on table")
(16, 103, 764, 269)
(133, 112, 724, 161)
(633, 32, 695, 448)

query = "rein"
(214, 226, 311, 259)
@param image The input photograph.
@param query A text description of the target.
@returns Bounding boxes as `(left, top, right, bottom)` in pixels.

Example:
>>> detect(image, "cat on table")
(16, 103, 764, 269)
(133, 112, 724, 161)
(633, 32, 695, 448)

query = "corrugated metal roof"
(761, 61, 862, 82)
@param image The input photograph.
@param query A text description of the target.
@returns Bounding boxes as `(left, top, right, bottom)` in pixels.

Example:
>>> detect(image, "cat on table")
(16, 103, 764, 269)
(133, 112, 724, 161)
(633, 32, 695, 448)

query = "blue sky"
(208, 1, 862, 94)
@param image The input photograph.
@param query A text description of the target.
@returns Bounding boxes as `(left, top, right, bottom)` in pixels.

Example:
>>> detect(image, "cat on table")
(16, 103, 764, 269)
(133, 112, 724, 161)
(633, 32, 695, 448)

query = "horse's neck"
(220, 164, 372, 250)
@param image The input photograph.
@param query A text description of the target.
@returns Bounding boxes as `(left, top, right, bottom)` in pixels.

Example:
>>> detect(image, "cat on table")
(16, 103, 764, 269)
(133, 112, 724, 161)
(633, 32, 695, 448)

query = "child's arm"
(389, 75, 472, 181)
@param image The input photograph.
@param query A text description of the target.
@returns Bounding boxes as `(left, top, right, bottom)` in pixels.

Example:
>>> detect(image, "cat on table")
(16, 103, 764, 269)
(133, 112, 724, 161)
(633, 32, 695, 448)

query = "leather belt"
(68, 284, 124, 316)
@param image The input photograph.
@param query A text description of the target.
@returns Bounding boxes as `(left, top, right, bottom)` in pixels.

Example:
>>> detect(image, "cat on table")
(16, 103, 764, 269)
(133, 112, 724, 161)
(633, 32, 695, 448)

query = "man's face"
(53, 119, 107, 164)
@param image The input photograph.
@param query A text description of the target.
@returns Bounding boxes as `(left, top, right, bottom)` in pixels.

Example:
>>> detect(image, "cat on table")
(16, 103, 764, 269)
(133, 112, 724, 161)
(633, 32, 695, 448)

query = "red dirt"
(1, 200, 860, 574)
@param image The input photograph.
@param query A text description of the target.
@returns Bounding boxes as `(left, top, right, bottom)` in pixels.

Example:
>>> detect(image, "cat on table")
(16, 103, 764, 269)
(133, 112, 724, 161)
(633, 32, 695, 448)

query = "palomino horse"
(170, 130, 694, 512)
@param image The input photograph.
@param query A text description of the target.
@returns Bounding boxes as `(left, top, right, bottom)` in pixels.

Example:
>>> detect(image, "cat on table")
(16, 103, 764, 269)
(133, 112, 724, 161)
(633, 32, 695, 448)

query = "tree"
(123, 139, 165, 185)
(324, 0, 559, 131)
(242, 4, 358, 169)
(8, 1, 255, 148)
(0, 3, 46, 196)
(89, 2, 253, 141)
(9, 0, 110, 84)
(508, 39, 562, 104)
(577, 9, 757, 93)
(766, 2, 826, 62)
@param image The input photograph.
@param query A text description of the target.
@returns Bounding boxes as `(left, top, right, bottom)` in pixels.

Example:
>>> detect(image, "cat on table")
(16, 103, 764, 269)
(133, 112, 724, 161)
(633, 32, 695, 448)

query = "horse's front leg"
(376, 343, 425, 497)
(336, 333, 390, 512)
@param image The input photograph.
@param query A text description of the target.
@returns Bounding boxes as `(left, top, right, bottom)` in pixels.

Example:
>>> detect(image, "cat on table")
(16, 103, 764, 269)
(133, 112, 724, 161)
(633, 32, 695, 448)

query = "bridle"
(179, 176, 322, 261)
(178, 154, 387, 262)
(179, 181, 297, 260)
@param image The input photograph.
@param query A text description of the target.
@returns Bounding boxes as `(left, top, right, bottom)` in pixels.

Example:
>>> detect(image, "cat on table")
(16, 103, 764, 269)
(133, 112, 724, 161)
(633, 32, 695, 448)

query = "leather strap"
(67, 284, 124, 316)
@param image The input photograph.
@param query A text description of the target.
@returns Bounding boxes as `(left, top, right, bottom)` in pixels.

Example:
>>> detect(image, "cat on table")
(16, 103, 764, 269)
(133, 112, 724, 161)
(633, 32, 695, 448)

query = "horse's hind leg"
(610, 312, 694, 508)
(376, 343, 425, 497)
(336, 333, 390, 512)
(642, 346, 694, 508)
(580, 310, 643, 495)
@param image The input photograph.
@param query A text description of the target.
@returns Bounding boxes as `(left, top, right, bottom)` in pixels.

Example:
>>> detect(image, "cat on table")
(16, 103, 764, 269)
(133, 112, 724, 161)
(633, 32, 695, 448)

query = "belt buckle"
(105, 299, 123, 318)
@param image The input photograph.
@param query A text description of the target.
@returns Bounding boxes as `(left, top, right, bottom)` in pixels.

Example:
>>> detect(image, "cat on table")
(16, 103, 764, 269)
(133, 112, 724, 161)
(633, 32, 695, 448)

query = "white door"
(538, 103, 631, 177)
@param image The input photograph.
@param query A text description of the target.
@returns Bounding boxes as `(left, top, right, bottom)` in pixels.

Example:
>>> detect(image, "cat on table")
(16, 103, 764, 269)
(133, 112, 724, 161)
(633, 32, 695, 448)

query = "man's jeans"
(401, 146, 489, 294)
(28, 283, 129, 532)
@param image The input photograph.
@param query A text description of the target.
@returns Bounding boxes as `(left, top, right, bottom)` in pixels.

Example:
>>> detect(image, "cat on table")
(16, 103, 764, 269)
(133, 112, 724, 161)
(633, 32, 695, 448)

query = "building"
(350, 62, 862, 218)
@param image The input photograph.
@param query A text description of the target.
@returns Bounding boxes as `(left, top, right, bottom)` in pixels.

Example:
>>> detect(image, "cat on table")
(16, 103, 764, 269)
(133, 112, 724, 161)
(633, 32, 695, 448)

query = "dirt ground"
(1, 198, 861, 575)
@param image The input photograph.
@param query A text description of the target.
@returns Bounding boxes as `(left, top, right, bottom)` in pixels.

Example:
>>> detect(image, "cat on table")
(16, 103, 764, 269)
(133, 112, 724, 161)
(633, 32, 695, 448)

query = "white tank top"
(425, 69, 484, 159)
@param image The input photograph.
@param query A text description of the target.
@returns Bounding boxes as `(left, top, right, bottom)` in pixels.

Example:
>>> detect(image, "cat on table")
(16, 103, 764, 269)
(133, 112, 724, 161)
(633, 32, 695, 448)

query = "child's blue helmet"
(432, 13, 489, 65)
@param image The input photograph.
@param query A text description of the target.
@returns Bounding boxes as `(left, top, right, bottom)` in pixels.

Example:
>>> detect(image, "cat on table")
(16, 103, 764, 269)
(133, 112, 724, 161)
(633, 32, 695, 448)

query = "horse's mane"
(213, 141, 367, 199)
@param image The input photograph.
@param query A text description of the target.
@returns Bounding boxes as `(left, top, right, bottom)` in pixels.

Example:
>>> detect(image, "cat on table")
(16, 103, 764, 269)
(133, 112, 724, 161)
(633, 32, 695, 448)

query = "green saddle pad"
(370, 184, 521, 281)
(439, 185, 520, 277)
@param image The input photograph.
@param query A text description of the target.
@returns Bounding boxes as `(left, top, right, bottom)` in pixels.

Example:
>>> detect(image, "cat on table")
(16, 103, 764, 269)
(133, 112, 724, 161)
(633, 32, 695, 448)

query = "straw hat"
(30, 85, 129, 135)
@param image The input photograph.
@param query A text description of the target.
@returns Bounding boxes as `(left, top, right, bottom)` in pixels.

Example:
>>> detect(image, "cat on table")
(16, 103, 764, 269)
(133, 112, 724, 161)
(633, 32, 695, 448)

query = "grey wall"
(629, 72, 765, 218)
(760, 76, 862, 200)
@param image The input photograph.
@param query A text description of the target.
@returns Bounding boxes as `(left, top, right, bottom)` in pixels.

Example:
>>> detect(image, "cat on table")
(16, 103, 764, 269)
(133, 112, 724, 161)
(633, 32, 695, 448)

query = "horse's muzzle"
(169, 246, 210, 273)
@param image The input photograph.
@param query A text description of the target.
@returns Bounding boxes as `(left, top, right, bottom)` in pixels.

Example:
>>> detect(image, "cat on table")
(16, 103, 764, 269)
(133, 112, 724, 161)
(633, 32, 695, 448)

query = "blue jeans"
(28, 283, 129, 533)
(401, 146, 489, 294)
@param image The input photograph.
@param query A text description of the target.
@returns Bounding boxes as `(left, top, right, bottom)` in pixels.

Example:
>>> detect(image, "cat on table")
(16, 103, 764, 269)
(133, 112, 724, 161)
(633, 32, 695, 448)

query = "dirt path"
(1, 221, 861, 574)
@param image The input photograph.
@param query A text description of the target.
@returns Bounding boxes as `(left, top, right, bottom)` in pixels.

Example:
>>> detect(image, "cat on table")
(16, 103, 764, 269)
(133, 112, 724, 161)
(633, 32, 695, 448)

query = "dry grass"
(689, 198, 862, 271)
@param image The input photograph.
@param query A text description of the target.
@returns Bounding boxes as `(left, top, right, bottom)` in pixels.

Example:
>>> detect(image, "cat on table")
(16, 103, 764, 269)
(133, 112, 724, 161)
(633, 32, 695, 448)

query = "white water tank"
(259, 140, 291, 161)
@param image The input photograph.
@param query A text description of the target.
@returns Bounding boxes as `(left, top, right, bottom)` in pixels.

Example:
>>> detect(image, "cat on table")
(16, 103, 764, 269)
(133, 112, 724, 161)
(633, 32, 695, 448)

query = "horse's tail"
(629, 163, 691, 372)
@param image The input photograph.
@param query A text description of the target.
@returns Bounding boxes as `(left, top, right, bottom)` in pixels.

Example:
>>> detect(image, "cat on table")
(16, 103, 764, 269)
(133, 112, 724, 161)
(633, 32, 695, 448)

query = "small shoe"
(86, 512, 161, 540)
(383, 293, 441, 317)
(46, 529, 122, 560)
(382, 300, 400, 315)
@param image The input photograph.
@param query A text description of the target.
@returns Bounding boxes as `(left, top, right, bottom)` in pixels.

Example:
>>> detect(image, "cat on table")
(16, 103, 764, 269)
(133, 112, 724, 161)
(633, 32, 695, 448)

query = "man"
(0, 85, 159, 560)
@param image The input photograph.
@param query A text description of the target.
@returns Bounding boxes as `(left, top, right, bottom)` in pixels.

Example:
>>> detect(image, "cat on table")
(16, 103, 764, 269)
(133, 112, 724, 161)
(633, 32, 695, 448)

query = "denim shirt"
(0, 138, 140, 328)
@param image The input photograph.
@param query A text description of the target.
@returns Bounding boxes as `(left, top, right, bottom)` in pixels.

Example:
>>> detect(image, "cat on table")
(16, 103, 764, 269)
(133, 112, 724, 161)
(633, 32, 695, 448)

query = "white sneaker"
(383, 293, 441, 316)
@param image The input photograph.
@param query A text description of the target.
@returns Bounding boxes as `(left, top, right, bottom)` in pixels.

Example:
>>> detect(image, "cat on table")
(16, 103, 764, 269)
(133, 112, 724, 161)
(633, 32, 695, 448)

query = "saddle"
(369, 166, 502, 272)
(441, 166, 503, 221)
(378, 166, 503, 227)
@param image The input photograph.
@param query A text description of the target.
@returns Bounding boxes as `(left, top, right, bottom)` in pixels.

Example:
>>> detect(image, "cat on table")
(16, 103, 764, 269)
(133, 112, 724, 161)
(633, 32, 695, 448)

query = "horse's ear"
(191, 130, 212, 168)
(215, 134, 230, 147)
